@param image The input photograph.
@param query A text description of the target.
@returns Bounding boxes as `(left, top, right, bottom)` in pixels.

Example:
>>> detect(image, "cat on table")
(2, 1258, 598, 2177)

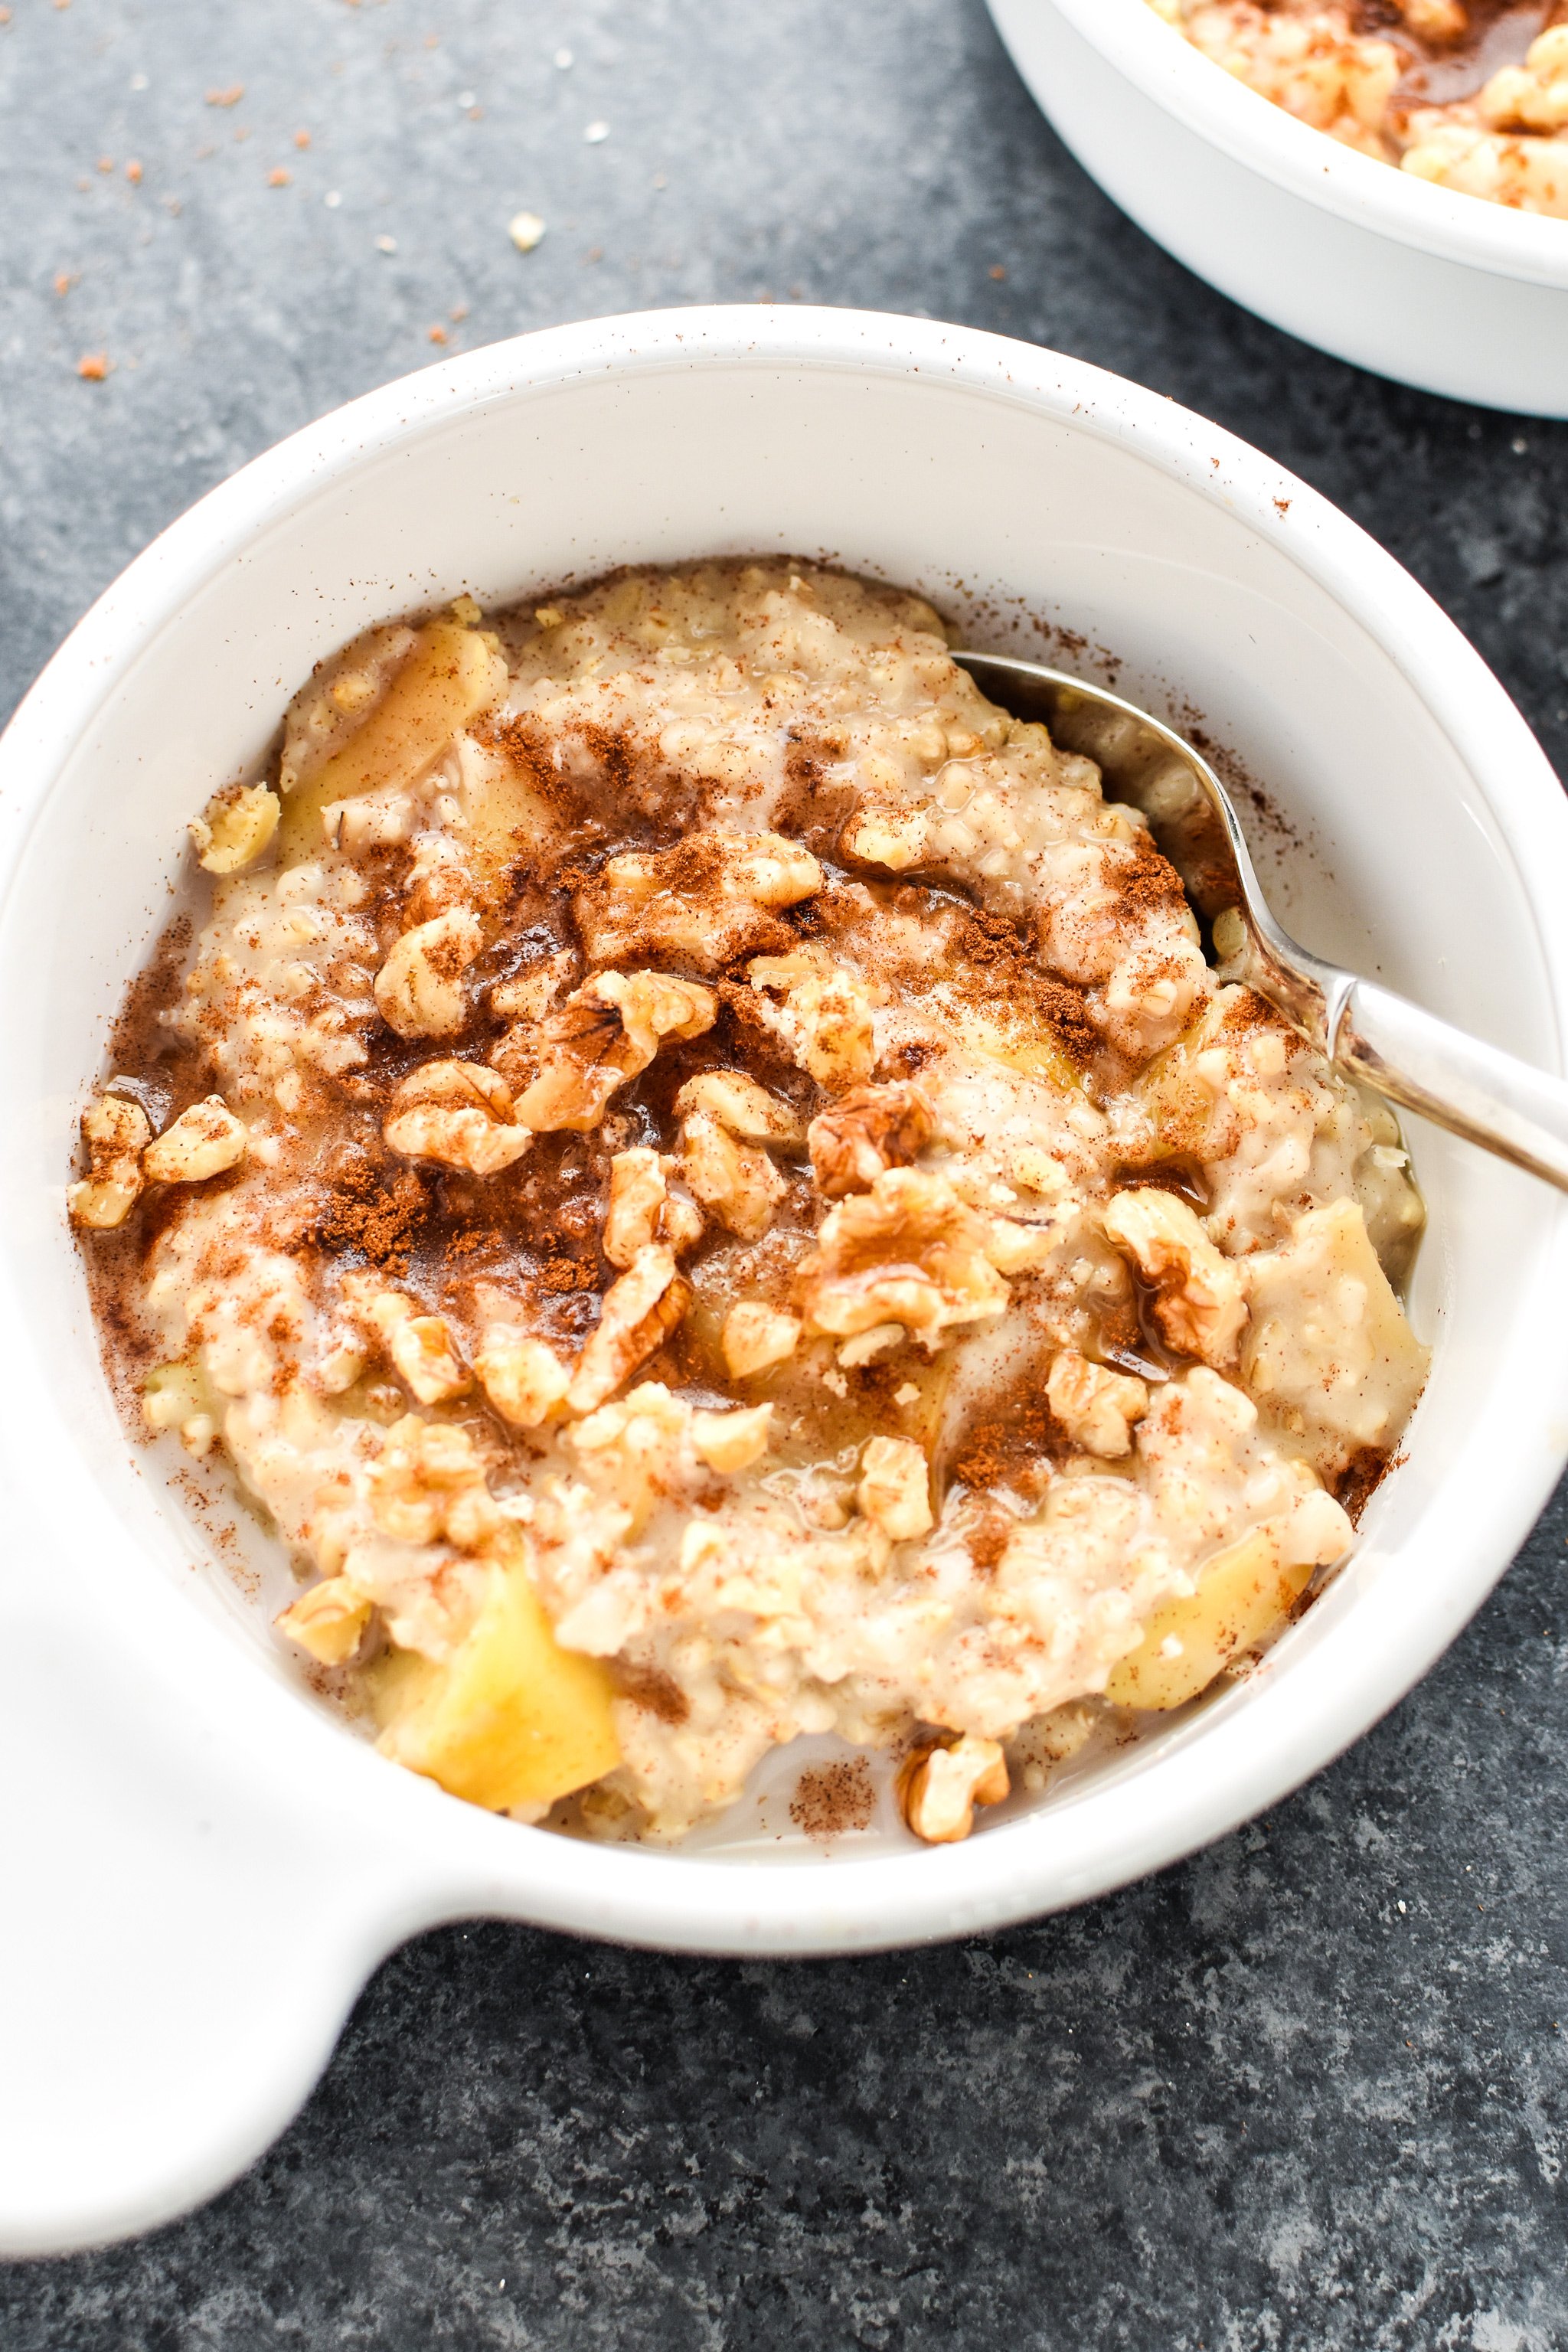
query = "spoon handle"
(1335, 978, 1568, 1193)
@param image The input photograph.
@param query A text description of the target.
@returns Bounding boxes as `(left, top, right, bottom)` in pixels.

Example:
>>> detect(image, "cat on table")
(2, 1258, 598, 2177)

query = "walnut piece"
(474, 1329, 570, 1428)
(383, 1060, 531, 1175)
(1396, 0, 1465, 38)
(839, 805, 930, 873)
(898, 1733, 1010, 1845)
(142, 1355, 221, 1459)
(1480, 23, 1568, 132)
(143, 1096, 248, 1184)
(368, 1413, 499, 1548)
(747, 949, 878, 1089)
(674, 1070, 804, 1147)
(1102, 1187, 1247, 1368)
(721, 1301, 802, 1379)
(691, 1402, 773, 1473)
(567, 1380, 694, 1504)
(275, 1576, 372, 1665)
(189, 782, 281, 874)
(678, 1110, 788, 1242)
(574, 826, 822, 971)
(857, 1435, 933, 1540)
(603, 1147, 667, 1266)
(671, 1070, 799, 1242)
(374, 907, 483, 1040)
(799, 1167, 1011, 1348)
(567, 1243, 691, 1414)
(808, 1080, 934, 1197)
(67, 1094, 151, 1229)
(603, 1147, 703, 1267)
(354, 1288, 471, 1405)
(512, 969, 716, 1133)
(983, 1217, 1060, 1276)
(1045, 1349, 1149, 1459)
(837, 1321, 904, 1369)
(490, 949, 575, 1025)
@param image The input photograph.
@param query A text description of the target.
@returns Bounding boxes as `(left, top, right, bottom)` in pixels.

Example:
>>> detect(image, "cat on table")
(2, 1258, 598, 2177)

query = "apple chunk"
(373, 1550, 619, 1811)
(1104, 1522, 1318, 1712)
(279, 617, 506, 862)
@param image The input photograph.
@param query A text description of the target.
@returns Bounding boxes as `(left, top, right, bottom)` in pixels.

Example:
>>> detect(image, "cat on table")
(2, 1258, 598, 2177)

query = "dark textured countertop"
(2, 2, 1566, 2342)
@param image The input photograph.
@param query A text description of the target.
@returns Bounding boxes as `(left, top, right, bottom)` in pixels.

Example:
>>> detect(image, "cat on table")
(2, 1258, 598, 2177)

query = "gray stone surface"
(2, 0, 1566, 2341)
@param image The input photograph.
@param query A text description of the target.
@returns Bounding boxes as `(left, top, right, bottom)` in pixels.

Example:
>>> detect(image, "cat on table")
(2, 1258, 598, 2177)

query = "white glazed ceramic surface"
(3, 307, 1567, 2255)
(986, 0, 1568, 415)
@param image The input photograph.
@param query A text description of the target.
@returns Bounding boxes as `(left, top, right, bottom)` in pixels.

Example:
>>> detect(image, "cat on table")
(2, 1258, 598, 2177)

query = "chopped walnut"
(857, 1434, 933, 1539)
(839, 805, 929, 873)
(691, 1402, 773, 1473)
(678, 1109, 789, 1241)
(983, 1217, 1060, 1276)
(1102, 1187, 1247, 1368)
(1480, 23, 1568, 132)
(567, 1243, 691, 1414)
(898, 1733, 1009, 1844)
(383, 1060, 531, 1174)
(353, 1286, 471, 1405)
(721, 1301, 802, 1379)
(490, 949, 576, 1025)
(808, 1080, 934, 1197)
(658, 1182, 707, 1256)
(400, 834, 479, 930)
(1045, 1349, 1149, 1459)
(838, 1321, 904, 1369)
(142, 1356, 221, 1458)
(567, 1378, 695, 1482)
(189, 782, 281, 874)
(1396, 0, 1465, 37)
(799, 1167, 1010, 1348)
(674, 1070, 804, 1147)
(603, 1147, 703, 1267)
(143, 1096, 248, 1184)
(373, 907, 483, 1040)
(1007, 1145, 1072, 1199)
(314, 1338, 367, 1397)
(275, 1576, 372, 1664)
(512, 969, 717, 1133)
(368, 1413, 498, 1547)
(596, 969, 716, 1060)
(603, 1146, 666, 1266)
(747, 949, 878, 1089)
(473, 1329, 570, 1427)
(575, 826, 823, 970)
(67, 1094, 151, 1228)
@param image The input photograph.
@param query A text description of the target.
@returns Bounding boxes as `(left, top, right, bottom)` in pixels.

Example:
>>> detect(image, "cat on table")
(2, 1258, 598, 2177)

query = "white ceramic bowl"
(987, 0, 1568, 415)
(3, 306, 1567, 2256)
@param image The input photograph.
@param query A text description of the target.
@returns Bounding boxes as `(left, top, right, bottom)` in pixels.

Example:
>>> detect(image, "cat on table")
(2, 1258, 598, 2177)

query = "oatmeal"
(1150, 2, 1568, 218)
(72, 562, 1428, 1845)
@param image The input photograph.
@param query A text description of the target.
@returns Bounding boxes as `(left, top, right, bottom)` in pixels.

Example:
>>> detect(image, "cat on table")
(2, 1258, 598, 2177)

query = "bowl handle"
(0, 1576, 426, 2255)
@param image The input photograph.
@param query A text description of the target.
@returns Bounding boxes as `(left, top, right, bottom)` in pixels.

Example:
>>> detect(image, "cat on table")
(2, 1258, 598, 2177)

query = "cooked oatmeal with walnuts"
(73, 561, 1429, 1846)
(1151, 2, 1568, 217)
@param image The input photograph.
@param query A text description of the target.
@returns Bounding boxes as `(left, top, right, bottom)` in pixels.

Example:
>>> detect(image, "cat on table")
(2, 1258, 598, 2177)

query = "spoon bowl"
(956, 650, 1568, 1195)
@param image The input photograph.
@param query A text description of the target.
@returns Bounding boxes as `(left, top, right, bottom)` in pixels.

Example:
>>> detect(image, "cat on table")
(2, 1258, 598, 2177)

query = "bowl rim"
(1045, 0, 1568, 289)
(5, 304, 1568, 1967)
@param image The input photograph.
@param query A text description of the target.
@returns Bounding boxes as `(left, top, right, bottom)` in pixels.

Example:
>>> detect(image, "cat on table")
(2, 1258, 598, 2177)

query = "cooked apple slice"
(373, 1547, 619, 1811)
(279, 616, 506, 862)
(1104, 1521, 1319, 1713)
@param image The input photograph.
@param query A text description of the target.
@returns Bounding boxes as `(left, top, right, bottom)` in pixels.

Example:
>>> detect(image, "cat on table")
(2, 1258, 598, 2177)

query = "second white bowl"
(988, 0, 1568, 415)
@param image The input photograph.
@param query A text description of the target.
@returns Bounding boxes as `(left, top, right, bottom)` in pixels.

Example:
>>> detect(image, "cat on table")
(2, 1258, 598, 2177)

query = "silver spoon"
(954, 652, 1568, 1193)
